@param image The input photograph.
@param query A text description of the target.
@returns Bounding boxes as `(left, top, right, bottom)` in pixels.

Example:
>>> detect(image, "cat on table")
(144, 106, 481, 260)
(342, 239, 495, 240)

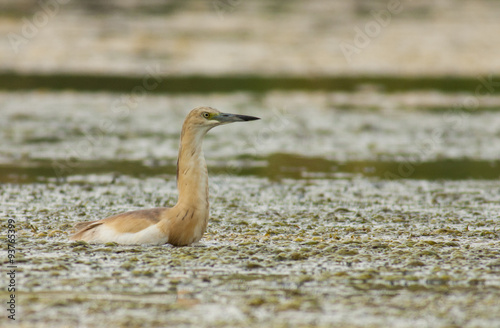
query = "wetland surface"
(1, 89, 500, 328)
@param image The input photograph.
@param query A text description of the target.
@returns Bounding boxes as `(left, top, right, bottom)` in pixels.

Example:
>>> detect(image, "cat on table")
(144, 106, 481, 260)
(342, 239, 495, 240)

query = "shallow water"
(2, 90, 500, 164)
(2, 175, 500, 327)
(2, 156, 500, 184)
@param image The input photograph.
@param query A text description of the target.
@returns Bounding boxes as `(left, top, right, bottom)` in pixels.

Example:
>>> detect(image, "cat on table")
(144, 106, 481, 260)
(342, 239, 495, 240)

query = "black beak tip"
(240, 115, 260, 121)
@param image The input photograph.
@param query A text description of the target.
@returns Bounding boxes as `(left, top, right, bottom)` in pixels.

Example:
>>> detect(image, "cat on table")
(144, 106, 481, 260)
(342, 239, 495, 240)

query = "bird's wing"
(70, 207, 169, 241)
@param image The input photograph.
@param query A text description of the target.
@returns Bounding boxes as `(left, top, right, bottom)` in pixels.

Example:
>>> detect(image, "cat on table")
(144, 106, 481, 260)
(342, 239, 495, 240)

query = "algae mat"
(1, 175, 500, 327)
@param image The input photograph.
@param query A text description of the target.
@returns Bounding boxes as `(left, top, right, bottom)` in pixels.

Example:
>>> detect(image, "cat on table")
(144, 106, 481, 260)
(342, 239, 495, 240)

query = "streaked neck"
(174, 126, 210, 211)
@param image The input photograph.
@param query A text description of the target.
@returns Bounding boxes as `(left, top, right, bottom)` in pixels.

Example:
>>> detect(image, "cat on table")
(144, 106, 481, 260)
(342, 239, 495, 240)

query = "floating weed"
(3, 174, 500, 327)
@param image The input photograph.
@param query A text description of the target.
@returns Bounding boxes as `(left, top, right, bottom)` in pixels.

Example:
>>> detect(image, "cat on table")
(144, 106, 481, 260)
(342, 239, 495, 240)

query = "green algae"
(3, 176, 499, 327)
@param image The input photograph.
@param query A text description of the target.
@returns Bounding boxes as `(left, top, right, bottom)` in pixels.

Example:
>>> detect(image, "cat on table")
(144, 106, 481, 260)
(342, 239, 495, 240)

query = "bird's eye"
(202, 112, 210, 119)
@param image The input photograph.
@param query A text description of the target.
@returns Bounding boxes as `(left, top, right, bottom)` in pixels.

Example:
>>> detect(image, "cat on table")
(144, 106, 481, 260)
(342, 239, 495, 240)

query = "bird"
(70, 107, 260, 246)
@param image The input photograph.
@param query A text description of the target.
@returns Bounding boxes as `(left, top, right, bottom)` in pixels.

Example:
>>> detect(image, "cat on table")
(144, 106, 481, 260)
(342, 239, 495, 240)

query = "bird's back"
(70, 207, 171, 245)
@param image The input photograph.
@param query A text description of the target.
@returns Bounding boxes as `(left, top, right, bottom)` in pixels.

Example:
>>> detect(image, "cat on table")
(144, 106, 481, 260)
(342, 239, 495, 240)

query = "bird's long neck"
(174, 125, 209, 211)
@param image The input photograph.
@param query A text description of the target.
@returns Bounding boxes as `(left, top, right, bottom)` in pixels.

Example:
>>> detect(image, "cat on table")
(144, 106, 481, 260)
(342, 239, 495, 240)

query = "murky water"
(2, 175, 500, 327)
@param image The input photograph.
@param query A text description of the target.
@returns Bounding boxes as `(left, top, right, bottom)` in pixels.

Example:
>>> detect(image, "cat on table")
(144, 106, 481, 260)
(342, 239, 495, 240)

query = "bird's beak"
(213, 112, 260, 123)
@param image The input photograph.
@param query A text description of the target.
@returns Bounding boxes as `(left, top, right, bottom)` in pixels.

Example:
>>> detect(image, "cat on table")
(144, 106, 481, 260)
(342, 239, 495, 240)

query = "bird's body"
(70, 107, 259, 246)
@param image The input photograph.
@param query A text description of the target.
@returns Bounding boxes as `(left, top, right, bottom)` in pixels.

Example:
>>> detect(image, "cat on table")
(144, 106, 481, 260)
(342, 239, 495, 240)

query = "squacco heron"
(71, 107, 259, 246)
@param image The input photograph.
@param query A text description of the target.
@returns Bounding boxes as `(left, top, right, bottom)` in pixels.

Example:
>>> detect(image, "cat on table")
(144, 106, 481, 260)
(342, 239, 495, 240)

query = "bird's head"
(185, 107, 260, 132)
